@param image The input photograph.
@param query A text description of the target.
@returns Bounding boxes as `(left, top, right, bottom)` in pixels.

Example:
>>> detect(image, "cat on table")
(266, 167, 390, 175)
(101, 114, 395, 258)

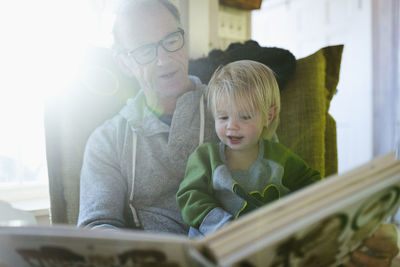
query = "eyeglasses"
(126, 28, 185, 65)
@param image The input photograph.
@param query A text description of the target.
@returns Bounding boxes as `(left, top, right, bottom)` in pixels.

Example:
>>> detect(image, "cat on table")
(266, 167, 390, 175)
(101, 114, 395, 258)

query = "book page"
(200, 153, 400, 267)
(231, 185, 400, 267)
(0, 225, 196, 267)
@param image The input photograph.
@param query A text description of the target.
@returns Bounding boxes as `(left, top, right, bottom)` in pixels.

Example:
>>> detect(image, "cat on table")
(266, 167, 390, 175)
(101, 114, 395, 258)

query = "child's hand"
(344, 224, 399, 267)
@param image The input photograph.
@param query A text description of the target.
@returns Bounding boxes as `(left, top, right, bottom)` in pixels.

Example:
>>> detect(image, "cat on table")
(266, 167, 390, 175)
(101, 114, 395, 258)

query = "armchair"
(45, 43, 343, 225)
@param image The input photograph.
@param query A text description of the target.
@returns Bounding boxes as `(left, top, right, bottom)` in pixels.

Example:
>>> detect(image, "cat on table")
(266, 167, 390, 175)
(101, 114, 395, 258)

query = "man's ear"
(113, 52, 136, 77)
(265, 105, 278, 126)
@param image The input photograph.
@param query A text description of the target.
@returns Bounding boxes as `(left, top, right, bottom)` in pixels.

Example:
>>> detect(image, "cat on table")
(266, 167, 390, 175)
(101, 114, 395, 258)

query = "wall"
(372, 0, 400, 157)
(178, 0, 251, 59)
(252, 0, 374, 173)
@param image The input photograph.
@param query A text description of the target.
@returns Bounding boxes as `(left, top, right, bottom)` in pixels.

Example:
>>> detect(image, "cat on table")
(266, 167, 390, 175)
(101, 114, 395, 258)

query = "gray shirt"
(77, 76, 217, 234)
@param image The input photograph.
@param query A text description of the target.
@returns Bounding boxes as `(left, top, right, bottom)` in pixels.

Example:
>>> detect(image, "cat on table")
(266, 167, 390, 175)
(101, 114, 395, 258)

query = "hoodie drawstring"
(129, 93, 206, 228)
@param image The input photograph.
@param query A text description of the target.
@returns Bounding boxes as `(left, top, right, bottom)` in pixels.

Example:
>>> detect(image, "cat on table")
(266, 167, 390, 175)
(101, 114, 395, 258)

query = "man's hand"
(344, 224, 399, 267)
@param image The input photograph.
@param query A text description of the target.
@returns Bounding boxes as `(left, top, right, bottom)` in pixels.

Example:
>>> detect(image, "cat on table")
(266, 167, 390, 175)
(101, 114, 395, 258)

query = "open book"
(1, 152, 400, 267)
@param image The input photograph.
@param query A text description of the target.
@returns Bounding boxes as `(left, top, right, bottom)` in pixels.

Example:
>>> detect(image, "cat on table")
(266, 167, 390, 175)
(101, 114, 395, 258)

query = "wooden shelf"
(220, 0, 263, 10)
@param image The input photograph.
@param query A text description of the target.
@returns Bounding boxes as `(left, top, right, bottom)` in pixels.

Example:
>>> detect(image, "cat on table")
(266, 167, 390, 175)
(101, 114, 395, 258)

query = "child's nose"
(227, 118, 239, 129)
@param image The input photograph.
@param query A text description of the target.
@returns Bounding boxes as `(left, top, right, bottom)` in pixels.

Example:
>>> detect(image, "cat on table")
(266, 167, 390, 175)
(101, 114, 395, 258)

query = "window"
(0, 0, 114, 211)
(0, 94, 49, 210)
(0, 1, 52, 210)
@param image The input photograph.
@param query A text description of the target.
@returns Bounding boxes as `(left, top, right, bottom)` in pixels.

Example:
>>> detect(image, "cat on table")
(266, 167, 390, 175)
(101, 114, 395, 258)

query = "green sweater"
(176, 140, 321, 234)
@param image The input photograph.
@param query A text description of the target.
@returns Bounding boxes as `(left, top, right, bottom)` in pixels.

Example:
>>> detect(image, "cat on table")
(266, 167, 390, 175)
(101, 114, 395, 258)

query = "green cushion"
(325, 114, 338, 176)
(277, 45, 343, 177)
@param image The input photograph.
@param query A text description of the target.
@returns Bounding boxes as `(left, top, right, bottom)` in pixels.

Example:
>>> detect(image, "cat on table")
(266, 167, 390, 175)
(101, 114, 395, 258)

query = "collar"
(119, 75, 205, 136)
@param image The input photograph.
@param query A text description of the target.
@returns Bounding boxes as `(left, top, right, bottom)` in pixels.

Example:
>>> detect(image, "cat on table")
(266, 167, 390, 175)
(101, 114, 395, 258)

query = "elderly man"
(77, 0, 398, 266)
(78, 0, 216, 234)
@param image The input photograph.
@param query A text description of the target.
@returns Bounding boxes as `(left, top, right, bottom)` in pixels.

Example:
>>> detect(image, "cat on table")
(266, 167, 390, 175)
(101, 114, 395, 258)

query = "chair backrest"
(45, 44, 343, 225)
(45, 46, 138, 224)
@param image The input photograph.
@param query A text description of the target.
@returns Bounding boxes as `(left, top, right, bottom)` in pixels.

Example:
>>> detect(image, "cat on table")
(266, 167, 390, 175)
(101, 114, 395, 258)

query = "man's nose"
(156, 45, 171, 66)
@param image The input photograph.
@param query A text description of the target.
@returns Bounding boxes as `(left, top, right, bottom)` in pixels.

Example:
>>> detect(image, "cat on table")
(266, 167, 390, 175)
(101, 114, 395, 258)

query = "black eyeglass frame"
(126, 27, 185, 65)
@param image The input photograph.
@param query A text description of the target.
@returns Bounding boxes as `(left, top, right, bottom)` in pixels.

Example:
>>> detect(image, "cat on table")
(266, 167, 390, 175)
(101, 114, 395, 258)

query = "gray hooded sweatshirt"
(77, 76, 217, 234)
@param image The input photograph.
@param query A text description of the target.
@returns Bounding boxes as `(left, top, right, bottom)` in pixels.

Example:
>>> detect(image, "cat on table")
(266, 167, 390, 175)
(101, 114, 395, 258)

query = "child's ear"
(265, 105, 278, 126)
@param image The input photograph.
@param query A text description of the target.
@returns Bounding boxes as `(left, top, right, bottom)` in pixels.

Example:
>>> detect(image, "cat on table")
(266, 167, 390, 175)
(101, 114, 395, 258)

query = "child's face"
(214, 102, 265, 152)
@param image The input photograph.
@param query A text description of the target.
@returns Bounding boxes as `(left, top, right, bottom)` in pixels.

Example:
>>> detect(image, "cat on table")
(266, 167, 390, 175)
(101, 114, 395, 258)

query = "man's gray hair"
(112, 0, 181, 48)
(113, 0, 181, 48)
(116, 0, 180, 23)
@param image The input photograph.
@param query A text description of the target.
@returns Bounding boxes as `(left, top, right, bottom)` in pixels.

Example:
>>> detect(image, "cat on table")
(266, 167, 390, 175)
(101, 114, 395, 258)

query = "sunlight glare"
(0, 0, 114, 185)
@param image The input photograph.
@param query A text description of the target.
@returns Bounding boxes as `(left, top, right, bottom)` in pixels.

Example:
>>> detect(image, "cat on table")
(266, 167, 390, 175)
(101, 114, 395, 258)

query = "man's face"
(117, 3, 191, 104)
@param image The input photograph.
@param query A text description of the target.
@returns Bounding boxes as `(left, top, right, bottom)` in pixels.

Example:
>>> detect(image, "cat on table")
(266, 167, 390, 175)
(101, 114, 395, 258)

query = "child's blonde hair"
(207, 60, 280, 140)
